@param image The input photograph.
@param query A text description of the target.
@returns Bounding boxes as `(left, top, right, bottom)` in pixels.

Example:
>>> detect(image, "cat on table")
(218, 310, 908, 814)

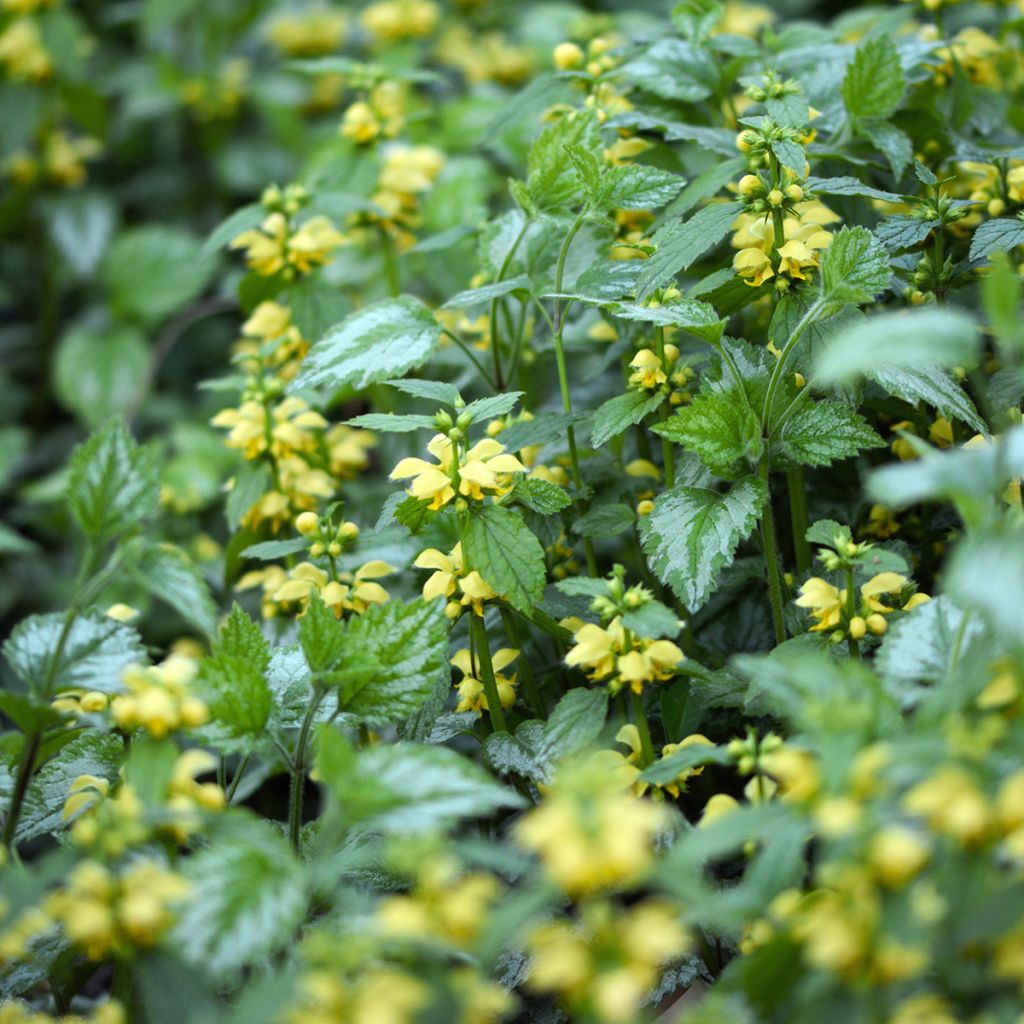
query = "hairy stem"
(470, 615, 508, 733)
(759, 462, 787, 646)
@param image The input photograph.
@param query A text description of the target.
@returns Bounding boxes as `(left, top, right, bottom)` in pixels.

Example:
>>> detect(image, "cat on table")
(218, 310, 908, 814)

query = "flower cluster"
(109, 657, 208, 738)
(565, 617, 684, 694)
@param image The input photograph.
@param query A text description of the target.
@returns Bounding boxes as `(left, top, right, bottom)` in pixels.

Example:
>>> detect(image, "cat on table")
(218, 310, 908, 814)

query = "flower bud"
(738, 174, 761, 196)
(553, 42, 585, 71)
(848, 616, 867, 640)
(295, 512, 320, 537)
(866, 613, 888, 635)
(768, 188, 784, 207)
(327, 542, 342, 557)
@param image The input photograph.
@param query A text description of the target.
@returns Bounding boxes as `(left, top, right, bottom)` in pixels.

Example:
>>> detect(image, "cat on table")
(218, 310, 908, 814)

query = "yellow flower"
(273, 560, 393, 617)
(265, 8, 346, 56)
(796, 572, 907, 633)
(734, 246, 774, 286)
(361, 0, 439, 42)
(868, 825, 929, 888)
(904, 767, 991, 845)
(111, 657, 207, 738)
(627, 348, 666, 390)
(0, 17, 52, 81)
(451, 647, 518, 715)
(390, 434, 525, 510)
(231, 213, 346, 276)
(566, 616, 683, 694)
(63, 775, 111, 822)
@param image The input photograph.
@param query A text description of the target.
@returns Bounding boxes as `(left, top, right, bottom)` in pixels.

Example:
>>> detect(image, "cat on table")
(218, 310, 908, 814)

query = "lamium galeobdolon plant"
(2, 0, 1024, 1023)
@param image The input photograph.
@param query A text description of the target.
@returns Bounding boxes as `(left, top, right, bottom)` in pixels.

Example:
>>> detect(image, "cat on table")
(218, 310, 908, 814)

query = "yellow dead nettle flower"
(231, 212, 346, 276)
(526, 898, 688, 1024)
(179, 58, 249, 122)
(51, 688, 109, 716)
(868, 825, 930, 888)
(361, 144, 446, 248)
(903, 767, 991, 845)
(437, 24, 532, 86)
(265, 7, 347, 56)
(284, 966, 429, 1024)
(615, 726, 713, 798)
(700, 792, 741, 827)
(340, 81, 406, 143)
(390, 433, 526, 510)
(326, 423, 375, 478)
(565, 616, 684, 694)
(0, 18, 52, 81)
(360, 0, 439, 42)
(45, 859, 189, 961)
(163, 750, 227, 843)
(716, 1, 774, 37)
(42, 131, 101, 188)
(236, 565, 290, 620)
(628, 344, 679, 391)
(211, 395, 327, 461)
(760, 746, 820, 803)
(795, 571, 910, 635)
(375, 856, 501, 944)
(62, 775, 111, 822)
(236, 300, 309, 378)
(731, 201, 838, 288)
(862, 503, 900, 539)
(272, 560, 394, 617)
(451, 647, 518, 715)
(790, 877, 878, 979)
(110, 657, 207, 739)
(413, 541, 496, 618)
(514, 755, 669, 896)
(887, 994, 960, 1024)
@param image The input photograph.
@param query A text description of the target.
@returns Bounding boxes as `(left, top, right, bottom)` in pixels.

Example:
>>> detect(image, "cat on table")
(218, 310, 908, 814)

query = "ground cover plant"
(2, 0, 1024, 1021)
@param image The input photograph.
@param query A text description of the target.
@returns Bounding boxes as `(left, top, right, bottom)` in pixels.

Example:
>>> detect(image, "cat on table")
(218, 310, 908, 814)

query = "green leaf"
(667, 157, 747, 217)
(322, 738, 522, 833)
(621, 600, 682, 639)
(126, 541, 218, 637)
(772, 399, 884, 468)
(3, 610, 145, 696)
(814, 308, 979, 386)
(542, 688, 610, 760)
(870, 365, 985, 434)
(53, 325, 148, 428)
(14, 732, 123, 844)
(969, 217, 1024, 262)
(861, 121, 913, 180)
(819, 226, 891, 306)
(67, 418, 160, 543)
(225, 461, 273, 532)
(637, 201, 743, 301)
(463, 505, 547, 613)
(804, 176, 904, 204)
(526, 113, 601, 211)
(393, 494, 435, 533)
(639, 476, 768, 612)
(298, 594, 346, 676)
(43, 190, 118, 278)
(385, 378, 461, 405)
(597, 163, 685, 212)
(622, 38, 713, 103)
(498, 412, 588, 452)
(345, 413, 437, 433)
(874, 215, 938, 253)
(769, 138, 805, 176)
(102, 226, 214, 324)
(462, 391, 525, 424)
(0, 692, 66, 734)
(330, 599, 450, 726)
(591, 390, 666, 448)
(806, 519, 850, 548)
(285, 277, 350, 341)
(195, 606, 272, 752)
(842, 35, 905, 120)
(944, 527, 1024, 641)
(573, 503, 637, 539)
(654, 394, 761, 479)
(610, 299, 726, 343)
(172, 819, 307, 978)
(441, 274, 533, 311)
(509, 476, 572, 514)
(876, 596, 984, 689)
(241, 538, 309, 561)
(288, 296, 440, 394)
(640, 742, 732, 785)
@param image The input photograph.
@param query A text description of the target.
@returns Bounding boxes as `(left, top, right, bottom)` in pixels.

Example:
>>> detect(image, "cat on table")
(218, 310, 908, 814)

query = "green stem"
(654, 327, 676, 489)
(759, 462, 787, 646)
(487, 218, 530, 392)
(630, 689, 655, 768)
(470, 615, 508, 733)
(441, 327, 497, 390)
(786, 466, 811, 576)
(226, 755, 250, 803)
(844, 565, 860, 661)
(761, 299, 824, 432)
(288, 686, 326, 849)
(499, 606, 545, 718)
(552, 209, 598, 577)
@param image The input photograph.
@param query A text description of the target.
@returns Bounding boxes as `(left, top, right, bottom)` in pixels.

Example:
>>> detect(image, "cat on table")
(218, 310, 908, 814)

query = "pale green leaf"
(819, 225, 891, 306)
(772, 399, 884, 468)
(842, 35, 905, 120)
(591, 390, 666, 448)
(462, 506, 547, 613)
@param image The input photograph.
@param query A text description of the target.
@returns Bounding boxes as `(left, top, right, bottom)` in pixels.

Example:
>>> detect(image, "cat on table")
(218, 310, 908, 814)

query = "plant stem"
(487, 218, 530, 392)
(654, 327, 676, 489)
(759, 462, 787, 646)
(845, 566, 860, 661)
(786, 466, 811, 576)
(630, 689, 656, 768)
(441, 327, 497, 390)
(470, 615, 507, 733)
(552, 209, 598, 577)
(288, 686, 326, 849)
(226, 755, 250, 803)
(499, 606, 545, 717)
(761, 298, 824, 432)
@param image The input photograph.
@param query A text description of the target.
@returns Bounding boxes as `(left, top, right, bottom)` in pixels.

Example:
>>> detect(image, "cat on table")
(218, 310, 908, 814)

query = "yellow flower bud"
(295, 511, 320, 536)
(848, 616, 867, 640)
(768, 188, 784, 207)
(738, 174, 761, 196)
(553, 42, 584, 71)
(866, 613, 888, 635)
